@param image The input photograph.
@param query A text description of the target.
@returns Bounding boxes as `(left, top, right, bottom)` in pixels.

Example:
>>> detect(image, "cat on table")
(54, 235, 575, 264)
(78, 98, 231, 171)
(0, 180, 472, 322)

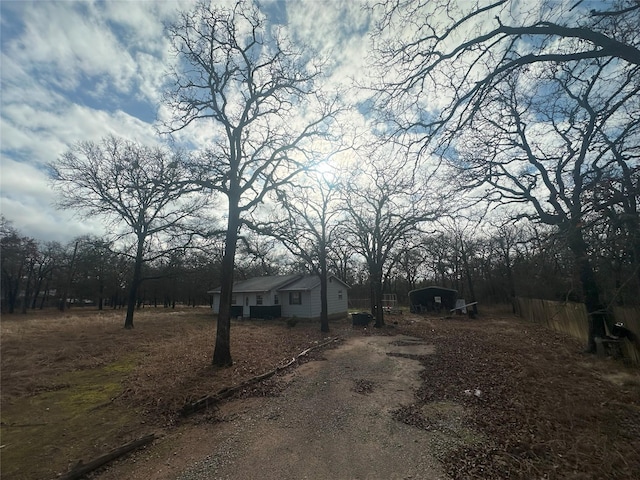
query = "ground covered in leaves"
(394, 307, 640, 479)
(2, 305, 639, 479)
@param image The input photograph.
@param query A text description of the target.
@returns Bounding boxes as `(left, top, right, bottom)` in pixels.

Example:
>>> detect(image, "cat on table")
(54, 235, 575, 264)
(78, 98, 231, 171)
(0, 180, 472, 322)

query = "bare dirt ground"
(2, 306, 640, 479)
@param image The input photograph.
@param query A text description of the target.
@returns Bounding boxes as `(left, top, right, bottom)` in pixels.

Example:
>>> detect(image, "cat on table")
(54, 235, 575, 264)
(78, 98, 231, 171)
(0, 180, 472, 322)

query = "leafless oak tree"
(339, 153, 445, 327)
(260, 174, 343, 332)
(370, 0, 640, 350)
(49, 136, 206, 329)
(164, 0, 341, 365)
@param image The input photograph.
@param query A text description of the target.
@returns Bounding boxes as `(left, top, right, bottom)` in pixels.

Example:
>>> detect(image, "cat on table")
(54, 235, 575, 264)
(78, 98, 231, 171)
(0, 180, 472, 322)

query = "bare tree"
(587, 130, 640, 300)
(371, 0, 640, 350)
(339, 153, 444, 327)
(69, 236, 120, 310)
(327, 235, 356, 287)
(390, 237, 430, 292)
(164, 0, 341, 365)
(371, 0, 640, 144)
(29, 241, 62, 310)
(236, 233, 283, 278)
(439, 218, 485, 314)
(0, 217, 36, 314)
(49, 136, 207, 329)
(454, 59, 637, 348)
(260, 174, 343, 332)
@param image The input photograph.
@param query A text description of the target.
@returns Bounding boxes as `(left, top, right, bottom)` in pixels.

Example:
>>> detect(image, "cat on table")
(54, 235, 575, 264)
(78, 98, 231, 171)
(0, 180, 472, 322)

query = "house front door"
(243, 296, 250, 317)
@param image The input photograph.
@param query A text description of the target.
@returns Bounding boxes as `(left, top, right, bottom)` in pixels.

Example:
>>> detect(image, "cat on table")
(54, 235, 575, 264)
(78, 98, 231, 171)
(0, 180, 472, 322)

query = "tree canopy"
(49, 136, 207, 328)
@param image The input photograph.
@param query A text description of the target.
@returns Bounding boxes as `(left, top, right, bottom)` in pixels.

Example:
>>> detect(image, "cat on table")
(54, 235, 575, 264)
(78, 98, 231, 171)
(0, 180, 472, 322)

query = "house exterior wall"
(281, 291, 313, 318)
(212, 290, 279, 316)
(212, 276, 348, 319)
(281, 279, 348, 319)
(326, 277, 348, 316)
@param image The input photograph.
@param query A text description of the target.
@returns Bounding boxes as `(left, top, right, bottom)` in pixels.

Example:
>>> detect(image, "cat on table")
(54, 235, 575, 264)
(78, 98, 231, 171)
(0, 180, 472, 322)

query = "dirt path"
(100, 335, 450, 480)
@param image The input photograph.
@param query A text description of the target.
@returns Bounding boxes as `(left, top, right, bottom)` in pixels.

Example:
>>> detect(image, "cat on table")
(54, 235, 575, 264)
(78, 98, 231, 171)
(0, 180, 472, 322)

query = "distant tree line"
(0, 218, 215, 313)
(3, 205, 637, 316)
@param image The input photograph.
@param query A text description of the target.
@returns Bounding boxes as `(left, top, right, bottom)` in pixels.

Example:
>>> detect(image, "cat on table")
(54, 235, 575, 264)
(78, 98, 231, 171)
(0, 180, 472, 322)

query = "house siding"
(211, 274, 349, 319)
(281, 278, 348, 319)
(310, 289, 321, 317)
(282, 291, 313, 318)
(212, 294, 220, 314)
(326, 278, 348, 316)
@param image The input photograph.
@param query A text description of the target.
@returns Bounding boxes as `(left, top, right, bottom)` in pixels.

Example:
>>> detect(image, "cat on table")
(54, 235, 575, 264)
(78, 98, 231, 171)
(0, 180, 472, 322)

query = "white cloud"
(8, 1, 138, 93)
(0, 158, 105, 242)
(2, 98, 160, 167)
(286, 0, 372, 95)
(0, 0, 380, 242)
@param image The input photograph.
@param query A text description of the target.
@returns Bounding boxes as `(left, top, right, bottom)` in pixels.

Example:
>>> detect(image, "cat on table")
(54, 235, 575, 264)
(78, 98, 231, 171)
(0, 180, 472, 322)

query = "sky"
(0, 0, 372, 243)
(0, 0, 615, 244)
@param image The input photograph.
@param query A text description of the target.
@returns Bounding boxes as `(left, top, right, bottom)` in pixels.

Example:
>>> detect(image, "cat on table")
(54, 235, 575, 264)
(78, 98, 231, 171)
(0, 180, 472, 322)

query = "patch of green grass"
(1, 359, 141, 480)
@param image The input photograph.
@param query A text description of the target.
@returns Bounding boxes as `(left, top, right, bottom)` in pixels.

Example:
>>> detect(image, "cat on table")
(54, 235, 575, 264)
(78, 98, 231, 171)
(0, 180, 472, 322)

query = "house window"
(338, 289, 343, 300)
(289, 291, 302, 305)
(274, 294, 279, 305)
(256, 295, 263, 305)
(245, 297, 249, 306)
(231, 295, 237, 304)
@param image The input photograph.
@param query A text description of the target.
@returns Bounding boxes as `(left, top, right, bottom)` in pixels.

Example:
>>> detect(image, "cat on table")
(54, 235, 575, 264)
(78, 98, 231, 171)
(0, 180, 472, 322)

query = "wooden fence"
(515, 297, 640, 365)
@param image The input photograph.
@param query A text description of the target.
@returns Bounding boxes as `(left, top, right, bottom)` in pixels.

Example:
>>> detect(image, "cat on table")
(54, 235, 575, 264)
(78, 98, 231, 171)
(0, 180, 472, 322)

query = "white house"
(209, 274, 349, 320)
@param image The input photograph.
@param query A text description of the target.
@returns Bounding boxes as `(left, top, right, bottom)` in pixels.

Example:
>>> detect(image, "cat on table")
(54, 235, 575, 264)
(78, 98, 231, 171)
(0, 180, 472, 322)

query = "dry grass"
(3, 305, 640, 480)
(1, 307, 347, 480)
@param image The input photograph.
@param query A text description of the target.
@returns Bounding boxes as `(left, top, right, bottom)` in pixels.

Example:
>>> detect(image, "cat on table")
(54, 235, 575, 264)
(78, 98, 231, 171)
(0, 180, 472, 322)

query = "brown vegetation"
(396, 307, 640, 479)
(0, 307, 342, 480)
(2, 306, 640, 479)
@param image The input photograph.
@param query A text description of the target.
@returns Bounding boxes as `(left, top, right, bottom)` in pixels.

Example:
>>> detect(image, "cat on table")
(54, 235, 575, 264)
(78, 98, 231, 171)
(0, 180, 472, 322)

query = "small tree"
(49, 136, 207, 328)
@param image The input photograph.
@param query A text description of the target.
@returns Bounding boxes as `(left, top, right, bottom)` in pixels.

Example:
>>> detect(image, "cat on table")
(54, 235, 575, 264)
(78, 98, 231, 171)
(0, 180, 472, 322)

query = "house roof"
(209, 274, 302, 294)
(209, 274, 350, 294)
(277, 275, 320, 291)
(278, 274, 350, 291)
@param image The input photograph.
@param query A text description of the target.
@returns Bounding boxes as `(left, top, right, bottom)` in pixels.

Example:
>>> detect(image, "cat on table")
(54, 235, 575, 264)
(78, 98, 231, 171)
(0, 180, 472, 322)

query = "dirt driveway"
(100, 335, 450, 480)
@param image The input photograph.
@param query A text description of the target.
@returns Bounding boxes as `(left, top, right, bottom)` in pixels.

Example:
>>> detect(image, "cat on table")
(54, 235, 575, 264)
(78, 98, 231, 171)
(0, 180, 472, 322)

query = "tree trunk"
(39, 280, 49, 309)
(98, 277, 104, 311)
(124, 234, 145, 329)
(6, 277, 19, 314)
(319, 270, 329, 333)
(371, 266, 385, 328)
(566, 224, 605, 352)
(501, 240, 516, 310)
(21, 262, 34, 314)
(31, 274, 43, 309)
(59, 241, 79, 312)
(213, 200, 240, 367)
(319, 245, 329, 333)
(459, 240, 478, 315)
